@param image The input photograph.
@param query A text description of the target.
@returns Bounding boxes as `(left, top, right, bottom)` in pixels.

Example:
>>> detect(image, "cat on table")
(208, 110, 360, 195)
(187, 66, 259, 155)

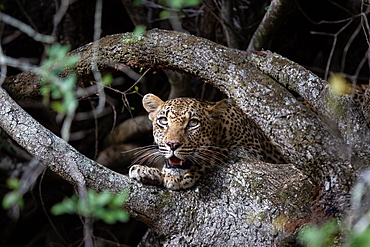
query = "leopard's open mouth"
(165, 156, 191, 169)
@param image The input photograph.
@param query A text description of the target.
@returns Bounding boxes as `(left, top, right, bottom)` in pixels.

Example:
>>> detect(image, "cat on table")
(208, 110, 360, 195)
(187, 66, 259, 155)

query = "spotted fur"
(129, 94, 285, 190)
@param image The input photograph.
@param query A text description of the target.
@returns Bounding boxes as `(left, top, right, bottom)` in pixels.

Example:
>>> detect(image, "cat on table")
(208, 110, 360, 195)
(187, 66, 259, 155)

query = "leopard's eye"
(157, 117, 168, 126)
(188, 119, 200, 128)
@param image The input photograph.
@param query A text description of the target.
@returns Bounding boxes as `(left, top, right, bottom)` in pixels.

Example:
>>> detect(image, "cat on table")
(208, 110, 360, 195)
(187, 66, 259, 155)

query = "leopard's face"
(143, 94, 228, 170)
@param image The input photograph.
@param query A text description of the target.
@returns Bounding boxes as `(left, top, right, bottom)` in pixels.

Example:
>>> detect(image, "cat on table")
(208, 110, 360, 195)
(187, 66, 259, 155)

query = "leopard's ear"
(143, 94, 165, 121)
(206, 99, 229, 119)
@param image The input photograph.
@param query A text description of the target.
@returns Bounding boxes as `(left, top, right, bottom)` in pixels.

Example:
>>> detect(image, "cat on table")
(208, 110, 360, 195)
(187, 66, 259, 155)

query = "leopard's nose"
(166, 141, 182, 150)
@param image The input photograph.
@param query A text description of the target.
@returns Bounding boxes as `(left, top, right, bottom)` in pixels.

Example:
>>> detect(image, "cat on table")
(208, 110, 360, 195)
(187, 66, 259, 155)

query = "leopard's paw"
(163, 174, 182, 190)
(129, 165, 163, 186)
(180, 173, 199, 189)
(162, 172, 198, 190)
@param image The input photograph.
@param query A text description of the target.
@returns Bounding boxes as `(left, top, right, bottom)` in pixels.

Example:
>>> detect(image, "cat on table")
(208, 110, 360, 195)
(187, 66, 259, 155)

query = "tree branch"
(248, 50, 370, 170)
(5, 28, 364, 189)
(0, 86, 315, 245)
(71, 29, 363, 184)
(1, 29, 367, 245)
(247, 0, 296, 51)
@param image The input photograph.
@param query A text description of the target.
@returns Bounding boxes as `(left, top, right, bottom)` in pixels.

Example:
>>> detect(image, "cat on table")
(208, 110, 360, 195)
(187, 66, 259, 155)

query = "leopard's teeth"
(168, 160, 183, 165)
(168, 157, 184, 166)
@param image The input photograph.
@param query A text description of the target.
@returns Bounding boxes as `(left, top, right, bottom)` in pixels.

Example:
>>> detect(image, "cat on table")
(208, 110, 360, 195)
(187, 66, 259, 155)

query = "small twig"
(143, 1, 203, 13)
(327, 0, 355, 16)
(360, 11, 370, 46)
(311, 19, 353, 80)
(15, 0, 39, 31)
(91, 0, 106, 115)
(52, 0, 71, 37)
(85, 67, 150, 99)
(353, 48, 370, 85)
(0, 12, 55, 44)
(296, 0, 355, 25)
(123, 68, 150, 94)
(39, 168, 69, 246)
(2, 54, 40, 72)
(341, 22, 362, 74)
(0, 43, 7, 86)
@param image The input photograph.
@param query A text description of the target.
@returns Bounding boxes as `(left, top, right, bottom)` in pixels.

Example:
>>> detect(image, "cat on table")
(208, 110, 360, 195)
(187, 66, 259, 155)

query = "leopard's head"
(142, 94, 228, 169)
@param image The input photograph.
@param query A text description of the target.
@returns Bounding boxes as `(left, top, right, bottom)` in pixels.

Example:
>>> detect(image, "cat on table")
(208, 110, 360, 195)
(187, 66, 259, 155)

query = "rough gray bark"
(362, 83, 370, 122)
(165, 70, 194, 99)
(249, 51, 370, 165)
(247, 0, 296, 51)
(102, 115, 152, 147)
(1, 29, 369, 245)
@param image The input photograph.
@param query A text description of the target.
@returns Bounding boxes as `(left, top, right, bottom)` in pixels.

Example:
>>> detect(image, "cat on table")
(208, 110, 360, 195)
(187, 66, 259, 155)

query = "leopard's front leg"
(162, 166, 203, 190)
(129, 165, 164, 186)
(129, 164, 205, 190)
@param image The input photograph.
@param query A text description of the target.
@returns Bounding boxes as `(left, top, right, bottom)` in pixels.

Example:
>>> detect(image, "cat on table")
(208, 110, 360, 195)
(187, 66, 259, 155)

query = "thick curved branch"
(103, 115, 152, 147)
(0, 87, 166, 224)
(3, 29, 365, 186)
(68, 29, 362, 185)
(248, 51, 370, 170)
(0, 86, 316, 245)
(0, 87, 122, 189)
(1, 29, 364, 245)
(2, 72, 42, 101)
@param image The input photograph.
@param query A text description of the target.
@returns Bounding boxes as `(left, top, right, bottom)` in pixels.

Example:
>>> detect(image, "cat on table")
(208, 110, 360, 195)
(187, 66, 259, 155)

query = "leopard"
(129, 93, 286, 190)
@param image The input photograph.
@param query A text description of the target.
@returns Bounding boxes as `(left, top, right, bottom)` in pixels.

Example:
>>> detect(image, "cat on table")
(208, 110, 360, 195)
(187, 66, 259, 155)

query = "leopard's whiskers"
(191, 146, 229, 168)
(130, 144, 163, 167)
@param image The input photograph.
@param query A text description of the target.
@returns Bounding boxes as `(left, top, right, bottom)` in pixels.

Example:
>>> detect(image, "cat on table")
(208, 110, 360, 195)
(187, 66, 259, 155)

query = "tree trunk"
(1, 29, 368, 245)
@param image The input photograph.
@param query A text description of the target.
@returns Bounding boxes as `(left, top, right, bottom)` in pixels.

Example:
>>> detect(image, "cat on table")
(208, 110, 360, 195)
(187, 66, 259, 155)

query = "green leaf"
(51, 197, 76, 215)
(160, 10, 171, 20)
(40, 86, 51, 96)
(6, 178, 21, 190)
(51, 88, 63, 99)
(102, 211, 117, 224)
(133, 25, 146, 37)
(64, 76, 77, 89)
(159, 0, 200, 9)
(2, 191, 24, 209)
(102, 74, 113, 86)
(93, 191, 113, 208)
(298, 220, 338, 247)
(63, 56, 78, 68)
(51, 101, 67, 114)
(132, 86, 139, 93)
(350, 227, 370, 246)
(77, 202, 90, 216)
(100, 210, 129, 224)
(46, 44, 71, 61)
(50, 189, 129, 223)
(93, 207, 107, 218)
(114, 210, 129, 223)
(39, 43, 78, 117)
(177, 0, 200, 8)
(110, 191, 128, 207)
(133, 0, 146, 6)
